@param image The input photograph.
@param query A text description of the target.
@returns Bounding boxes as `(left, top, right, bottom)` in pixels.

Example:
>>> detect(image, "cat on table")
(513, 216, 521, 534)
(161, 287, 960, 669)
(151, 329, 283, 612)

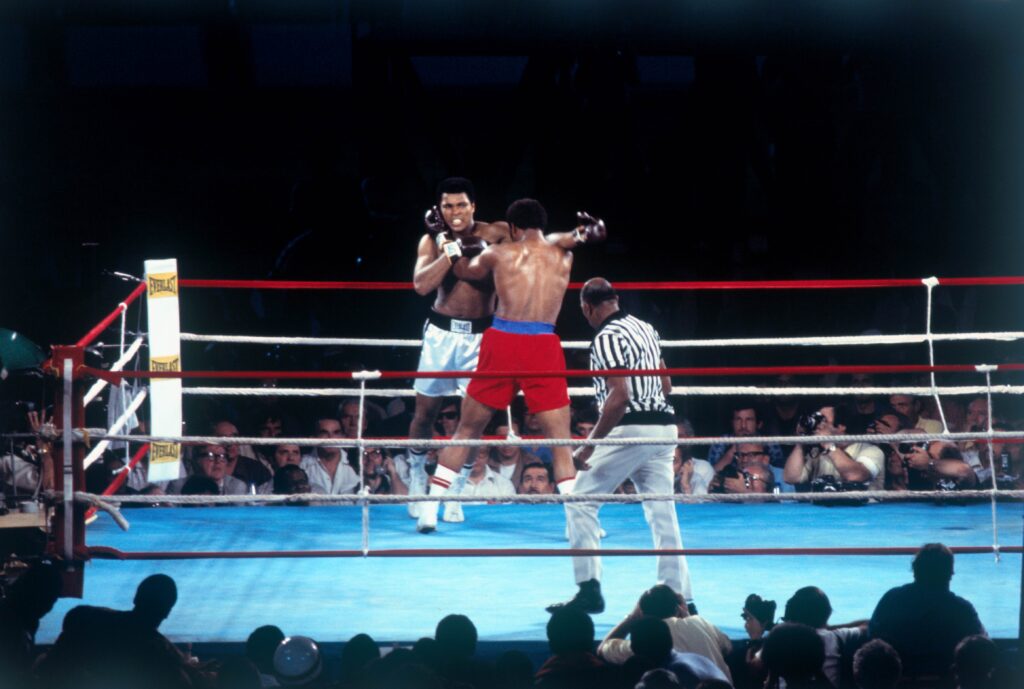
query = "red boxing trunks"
(467, 317, 570, 413)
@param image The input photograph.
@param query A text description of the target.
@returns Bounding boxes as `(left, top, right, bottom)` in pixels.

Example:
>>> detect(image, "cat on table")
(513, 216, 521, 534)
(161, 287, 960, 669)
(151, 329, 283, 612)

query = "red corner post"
(49, 345, 87, 597)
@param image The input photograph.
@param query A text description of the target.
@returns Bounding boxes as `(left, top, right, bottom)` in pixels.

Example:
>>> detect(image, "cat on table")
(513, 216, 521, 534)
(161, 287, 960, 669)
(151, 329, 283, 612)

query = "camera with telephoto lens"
(898, 441, 930, 455)
(719, 464, 740, 480)
(810, 475, 841, 492)
(799, 412, 827, 434)
(995, 450, 1018, 489)
(809, 475, 869, 493)
(715, 464, 754, 491)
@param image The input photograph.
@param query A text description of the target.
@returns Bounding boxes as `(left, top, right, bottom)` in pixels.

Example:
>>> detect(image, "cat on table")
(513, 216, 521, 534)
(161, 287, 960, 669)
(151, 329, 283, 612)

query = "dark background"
(1, 1, 1022, 425)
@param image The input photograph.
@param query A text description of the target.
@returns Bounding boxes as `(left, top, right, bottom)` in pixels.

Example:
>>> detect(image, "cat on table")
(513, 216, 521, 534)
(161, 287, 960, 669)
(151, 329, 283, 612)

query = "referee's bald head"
(580, 277, 618, 307)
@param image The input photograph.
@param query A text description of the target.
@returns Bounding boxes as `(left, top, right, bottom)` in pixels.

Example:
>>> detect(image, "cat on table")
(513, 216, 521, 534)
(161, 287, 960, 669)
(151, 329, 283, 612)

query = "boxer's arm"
(478, 220, 511, 244)
(452, 245, 497, 281)
(549, 212, 607, 248)
(413, 234, 453, 296)
(547, 231, 581, 249)
(548, 211, 602, 249)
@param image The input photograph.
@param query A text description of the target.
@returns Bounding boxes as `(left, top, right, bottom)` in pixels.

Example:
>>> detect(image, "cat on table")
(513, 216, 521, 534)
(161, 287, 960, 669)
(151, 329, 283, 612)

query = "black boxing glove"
(424, 206, 447, 235)
(458, 235, 487, 258)
(572, 211, 607, 244)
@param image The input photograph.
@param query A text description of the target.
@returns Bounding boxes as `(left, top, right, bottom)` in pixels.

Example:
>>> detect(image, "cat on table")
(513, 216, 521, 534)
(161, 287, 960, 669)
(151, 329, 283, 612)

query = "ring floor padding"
(38, 502, 1022, 643)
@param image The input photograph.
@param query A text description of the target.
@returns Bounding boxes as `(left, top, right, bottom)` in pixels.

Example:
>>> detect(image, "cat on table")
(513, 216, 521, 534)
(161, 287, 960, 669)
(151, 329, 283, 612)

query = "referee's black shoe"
(545, 579, 605, 615)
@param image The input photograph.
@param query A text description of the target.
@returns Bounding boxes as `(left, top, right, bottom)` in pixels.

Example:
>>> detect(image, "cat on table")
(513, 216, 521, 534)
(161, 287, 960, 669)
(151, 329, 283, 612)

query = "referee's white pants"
(565, 423, 692, 600)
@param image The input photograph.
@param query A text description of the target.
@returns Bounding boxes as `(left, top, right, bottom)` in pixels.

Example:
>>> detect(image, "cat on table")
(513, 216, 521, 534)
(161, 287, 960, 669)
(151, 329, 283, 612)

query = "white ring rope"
(73, 492, 131, 531)
(981, 368, 1001, 560)
(83, 336, 145, 406)
(180, 331, 1024, 350)
(84, 429, 1024, 450)
(356, 379, 370, 555)
(179, 385, 1024, 399)
(922, 277, 953, 434)
(70, 278, 1023, 561)
(118, 307, 129, 468)
(62, 360, 74, 564)
(82, 389, 148, 469)
(74, 489, 1024, 507)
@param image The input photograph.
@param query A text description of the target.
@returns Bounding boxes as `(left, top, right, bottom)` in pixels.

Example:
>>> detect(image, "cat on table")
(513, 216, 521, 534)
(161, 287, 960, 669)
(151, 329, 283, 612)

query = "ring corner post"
(49, 344, 86, 598)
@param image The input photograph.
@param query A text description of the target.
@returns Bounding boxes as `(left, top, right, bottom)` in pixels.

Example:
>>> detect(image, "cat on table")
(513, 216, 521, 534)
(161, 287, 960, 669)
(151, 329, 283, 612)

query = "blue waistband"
(492, 316, 555, 335)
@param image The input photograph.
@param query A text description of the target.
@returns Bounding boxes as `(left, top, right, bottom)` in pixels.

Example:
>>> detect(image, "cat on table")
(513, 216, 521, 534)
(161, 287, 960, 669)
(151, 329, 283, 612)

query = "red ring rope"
(80, 363, 1024, 384)
(178, 277, 1024, 291)
(74, 276, 1024, 353)
(85, 545, 1022, 561)
(85, 443, 150, 521)
(76, 283, 146, 348)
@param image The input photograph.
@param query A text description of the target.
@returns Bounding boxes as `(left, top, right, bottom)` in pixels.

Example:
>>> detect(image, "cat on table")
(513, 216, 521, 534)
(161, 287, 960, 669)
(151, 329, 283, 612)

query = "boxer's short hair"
(437, 177, 476, 203)
(506, 198, 548, 231)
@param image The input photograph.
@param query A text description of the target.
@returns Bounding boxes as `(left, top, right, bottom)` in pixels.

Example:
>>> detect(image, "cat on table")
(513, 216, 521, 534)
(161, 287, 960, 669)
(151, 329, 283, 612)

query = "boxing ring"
(29, 271, 1024, 645)
(36, 502, 1024, 644)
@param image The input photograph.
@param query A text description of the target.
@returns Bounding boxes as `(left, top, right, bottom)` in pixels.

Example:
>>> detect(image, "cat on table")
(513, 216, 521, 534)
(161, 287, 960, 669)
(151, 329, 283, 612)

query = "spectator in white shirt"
(300, 417, 359, 495)
(487, 420, 541, 486)
(460, 446, 515, 500)
(598, 584, 733, 681)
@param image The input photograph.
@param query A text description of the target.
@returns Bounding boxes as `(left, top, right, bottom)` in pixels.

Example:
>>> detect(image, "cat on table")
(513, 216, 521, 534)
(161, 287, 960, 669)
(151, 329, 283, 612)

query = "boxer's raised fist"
(424, 206, 447, 235)
(573, 211, 607, 244)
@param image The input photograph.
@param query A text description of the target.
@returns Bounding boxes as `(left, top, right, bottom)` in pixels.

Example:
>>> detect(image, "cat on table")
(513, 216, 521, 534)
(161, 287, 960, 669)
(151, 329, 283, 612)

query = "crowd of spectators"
(6, 378, 1018, 504)
(1, 543, 1017, 688)
(0, 382, 1020, 505)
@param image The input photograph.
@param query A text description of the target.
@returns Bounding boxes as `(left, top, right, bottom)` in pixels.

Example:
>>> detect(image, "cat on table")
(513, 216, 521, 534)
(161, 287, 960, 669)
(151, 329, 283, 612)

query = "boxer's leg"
(417, 395, 496, 533)
(406, 393, 445, 518)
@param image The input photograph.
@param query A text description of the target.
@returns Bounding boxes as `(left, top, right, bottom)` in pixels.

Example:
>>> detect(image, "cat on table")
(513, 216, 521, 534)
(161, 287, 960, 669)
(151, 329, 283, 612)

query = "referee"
(547, 277, 693, 614)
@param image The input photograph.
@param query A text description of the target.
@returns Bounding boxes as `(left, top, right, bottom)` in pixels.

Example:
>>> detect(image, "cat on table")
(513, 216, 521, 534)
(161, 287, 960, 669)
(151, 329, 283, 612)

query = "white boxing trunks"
(413, 312, 491, 397)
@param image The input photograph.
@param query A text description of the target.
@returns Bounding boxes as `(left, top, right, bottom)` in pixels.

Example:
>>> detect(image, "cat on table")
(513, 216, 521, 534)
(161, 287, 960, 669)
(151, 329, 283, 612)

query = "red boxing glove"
(424, 206, 447, 235)
(573, 211, 607, 244)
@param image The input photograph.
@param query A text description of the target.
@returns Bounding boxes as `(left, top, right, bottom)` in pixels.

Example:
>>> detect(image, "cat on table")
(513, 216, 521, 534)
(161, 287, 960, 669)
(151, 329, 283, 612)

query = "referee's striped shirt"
(590, 311, 675, 425)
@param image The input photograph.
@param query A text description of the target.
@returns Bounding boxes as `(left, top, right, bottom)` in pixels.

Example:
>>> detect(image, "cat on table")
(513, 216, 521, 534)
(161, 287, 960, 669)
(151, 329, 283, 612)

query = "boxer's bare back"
(455, 228, 576, 323)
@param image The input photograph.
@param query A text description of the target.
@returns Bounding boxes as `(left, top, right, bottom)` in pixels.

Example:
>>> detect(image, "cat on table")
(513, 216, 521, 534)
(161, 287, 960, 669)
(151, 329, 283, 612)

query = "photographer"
(359, 446, 407, 495)
(1, 407, 54, 498)
(712, 443, 777, 495)
(891, 431, 978, 492)
(865, 409, 913, 490)
(783, 405, 886, 491)
(708, 401, 784, 472)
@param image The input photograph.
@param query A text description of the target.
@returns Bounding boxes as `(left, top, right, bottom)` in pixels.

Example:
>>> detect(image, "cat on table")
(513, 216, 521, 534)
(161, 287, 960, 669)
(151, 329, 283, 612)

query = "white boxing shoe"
(417, 501, 439, 533)
(444, 499, 468, 522)
(442, 502, 464, 523)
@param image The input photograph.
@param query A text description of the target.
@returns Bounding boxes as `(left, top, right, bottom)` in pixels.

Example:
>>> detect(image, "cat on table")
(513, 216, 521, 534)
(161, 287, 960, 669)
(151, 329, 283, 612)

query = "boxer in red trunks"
(416, 198, 606, 532)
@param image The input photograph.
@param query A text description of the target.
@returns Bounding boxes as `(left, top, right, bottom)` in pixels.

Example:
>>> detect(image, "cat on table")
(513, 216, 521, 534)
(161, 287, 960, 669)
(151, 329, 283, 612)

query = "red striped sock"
(429, 464, 459, 495)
